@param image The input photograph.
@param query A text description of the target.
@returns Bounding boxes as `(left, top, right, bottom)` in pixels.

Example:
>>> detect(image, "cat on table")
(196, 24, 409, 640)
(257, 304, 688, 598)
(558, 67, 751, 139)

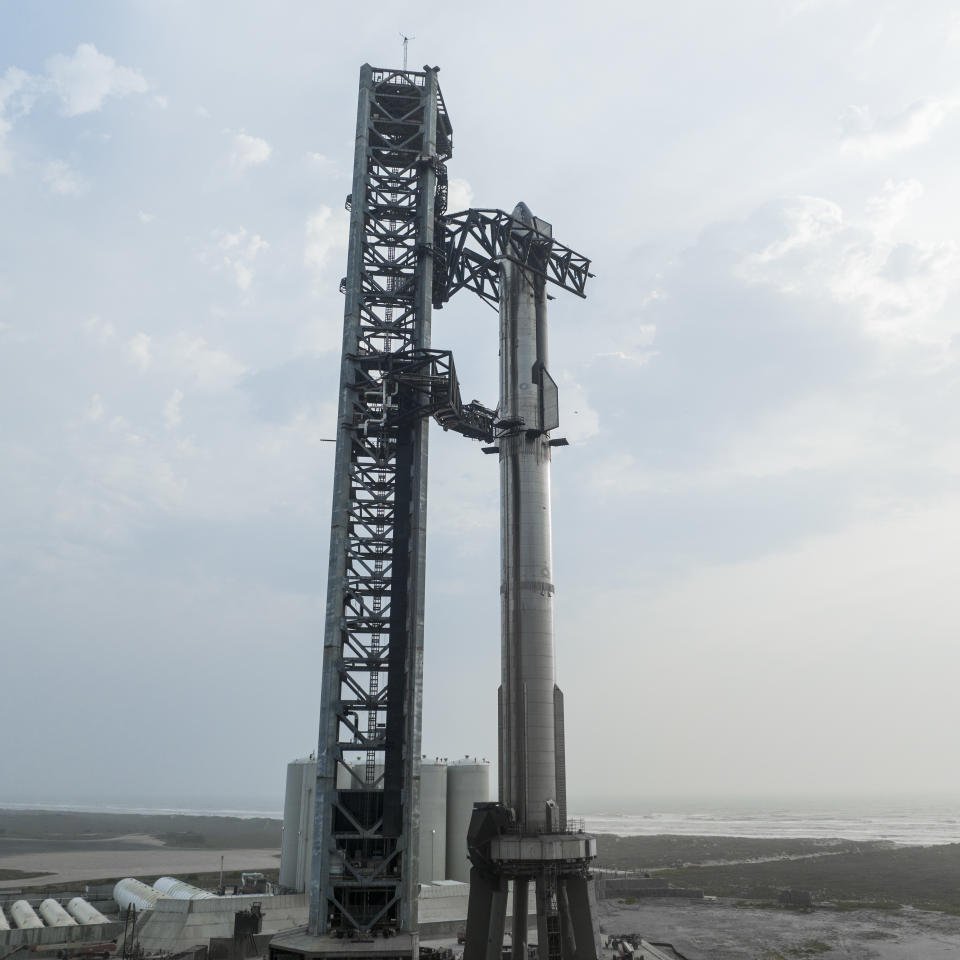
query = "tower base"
(463, 804, 601, 960)
(269, 929, 417, 960)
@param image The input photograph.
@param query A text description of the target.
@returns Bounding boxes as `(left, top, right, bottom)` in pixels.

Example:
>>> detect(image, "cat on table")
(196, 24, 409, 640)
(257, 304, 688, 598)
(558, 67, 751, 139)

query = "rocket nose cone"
(512, 202, 535, 226)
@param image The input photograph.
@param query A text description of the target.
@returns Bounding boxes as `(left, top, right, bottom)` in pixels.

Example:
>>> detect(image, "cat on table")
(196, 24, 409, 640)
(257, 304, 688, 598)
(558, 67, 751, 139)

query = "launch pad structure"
(269, 65, 596, 960)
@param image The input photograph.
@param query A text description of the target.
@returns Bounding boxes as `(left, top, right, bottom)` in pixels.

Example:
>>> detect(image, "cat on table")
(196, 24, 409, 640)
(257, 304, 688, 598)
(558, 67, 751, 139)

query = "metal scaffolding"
(308, 64, 449, 940)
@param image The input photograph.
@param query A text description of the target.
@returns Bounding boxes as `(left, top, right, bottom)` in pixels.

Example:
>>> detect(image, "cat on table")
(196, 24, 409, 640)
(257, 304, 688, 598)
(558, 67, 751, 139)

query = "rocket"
(464, 202, 599, 960)
(498, 202, 567, 833)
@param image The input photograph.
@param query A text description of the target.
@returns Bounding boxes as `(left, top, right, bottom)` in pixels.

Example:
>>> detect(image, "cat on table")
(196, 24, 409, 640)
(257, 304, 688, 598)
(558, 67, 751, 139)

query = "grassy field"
(0, 868, 54, 881)
(4, 812, 958, 915)
(593, 834, 881, 870)
(0, 809, 281, 849)
(614, 839, 960, 912)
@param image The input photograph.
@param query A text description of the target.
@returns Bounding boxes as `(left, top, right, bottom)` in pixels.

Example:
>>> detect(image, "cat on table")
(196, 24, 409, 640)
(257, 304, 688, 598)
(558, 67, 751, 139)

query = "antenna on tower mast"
(400, 32, 415, 70)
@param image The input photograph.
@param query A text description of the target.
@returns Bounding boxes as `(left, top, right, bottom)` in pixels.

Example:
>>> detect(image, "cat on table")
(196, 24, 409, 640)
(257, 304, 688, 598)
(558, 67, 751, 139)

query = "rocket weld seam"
(501, 580, 555, 595)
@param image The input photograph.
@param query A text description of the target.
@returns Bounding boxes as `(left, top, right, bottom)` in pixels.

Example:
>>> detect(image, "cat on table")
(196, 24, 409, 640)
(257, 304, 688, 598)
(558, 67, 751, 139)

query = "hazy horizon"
(3, 789, 959, 815)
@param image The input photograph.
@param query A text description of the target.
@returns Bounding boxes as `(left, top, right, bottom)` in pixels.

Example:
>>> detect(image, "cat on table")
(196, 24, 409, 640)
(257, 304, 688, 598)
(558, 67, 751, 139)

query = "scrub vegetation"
(0, 810, 281, 850)
(604, 838, 960, 913)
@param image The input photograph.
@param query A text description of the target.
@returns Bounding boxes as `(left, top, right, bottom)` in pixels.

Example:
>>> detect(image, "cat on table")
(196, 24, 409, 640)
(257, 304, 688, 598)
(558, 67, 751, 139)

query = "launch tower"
(270, 64, 595, 960)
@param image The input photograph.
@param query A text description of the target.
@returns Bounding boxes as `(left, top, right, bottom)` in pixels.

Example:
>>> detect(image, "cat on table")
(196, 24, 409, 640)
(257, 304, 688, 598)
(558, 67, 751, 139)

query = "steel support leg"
(511, 880, 528, 960)
(562, 876, 600, 960)
(557, 881, 576, 960)
(464, 867, 508, 960)
(534, 873, 562, 960)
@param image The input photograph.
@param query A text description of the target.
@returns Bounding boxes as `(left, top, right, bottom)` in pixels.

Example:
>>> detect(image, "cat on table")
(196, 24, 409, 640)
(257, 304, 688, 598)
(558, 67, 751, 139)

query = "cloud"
(82, 315, 115, 343)
(304, 206, 348, 281)
(714, 393, 891, 480)
(43, 159, 88, 196)
(171, 334, 246, 390)
(45, 43, 148, 117)
(163, 389, 184, 430)
(738, 184, 960, 348)
(84, 393, 105, 422)
(126, 332, 152, 372)
(557, 375, 600, 444)
(841, 97, 956, 158)
(594, 322, 658, 364)
(228, 130, 271, 171)
(307, 152, 336, 174)
(447, 177, 474, 213)
(209, 227, 269, 291)
(0, 67, 38, 174)
(563, 490, 960, 795)
(2, 47, 147, 173)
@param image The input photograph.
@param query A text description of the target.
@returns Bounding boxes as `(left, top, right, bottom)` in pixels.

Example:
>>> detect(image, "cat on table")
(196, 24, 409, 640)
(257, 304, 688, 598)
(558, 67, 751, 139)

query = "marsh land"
(3, 810, 959, 955)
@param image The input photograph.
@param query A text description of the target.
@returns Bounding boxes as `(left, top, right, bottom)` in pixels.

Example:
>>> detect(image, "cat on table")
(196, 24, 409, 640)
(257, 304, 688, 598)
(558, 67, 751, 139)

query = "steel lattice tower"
(272, 64, 450, 960)
(311, 63, 447, 938)
(271, 62, 596, 960)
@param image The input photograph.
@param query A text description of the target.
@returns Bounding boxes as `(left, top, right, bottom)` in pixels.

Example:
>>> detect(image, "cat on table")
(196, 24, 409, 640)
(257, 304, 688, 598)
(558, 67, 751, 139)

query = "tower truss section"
(289, 64, 450, 954)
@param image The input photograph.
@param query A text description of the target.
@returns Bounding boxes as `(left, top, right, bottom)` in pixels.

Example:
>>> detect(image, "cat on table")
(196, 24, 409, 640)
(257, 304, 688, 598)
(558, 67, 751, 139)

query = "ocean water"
(572, 796, 960, 846)
(0, 798, 284, 820)
(3, 795, 958, 846)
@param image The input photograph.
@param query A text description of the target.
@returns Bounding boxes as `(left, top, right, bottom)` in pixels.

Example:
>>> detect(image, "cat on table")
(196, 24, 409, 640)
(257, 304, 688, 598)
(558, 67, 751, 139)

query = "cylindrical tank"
(445, 759, 491, 882)
(39, 899, 77, 927)
(280, 758, 309, 889)
(152, 877, 217, 900)
(10, 900, 43, 929)
(335, 759, 354, 790)
(66, 898, 110, 925)
(0, 905, 10, 931)
(350, 762, 384, 789)
(417, 760, 447, 882)
(113, 878, 164, 912)
(498, 206, 561, 830)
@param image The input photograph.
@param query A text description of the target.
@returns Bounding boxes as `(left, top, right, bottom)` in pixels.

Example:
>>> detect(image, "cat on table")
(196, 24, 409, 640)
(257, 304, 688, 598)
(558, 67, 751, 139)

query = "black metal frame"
(310, 65, 450, 939)
(435, 208, 593, 308)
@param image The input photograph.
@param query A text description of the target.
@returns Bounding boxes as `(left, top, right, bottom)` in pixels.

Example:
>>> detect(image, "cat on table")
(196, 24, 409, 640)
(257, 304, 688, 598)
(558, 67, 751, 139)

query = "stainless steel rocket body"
(464, 203, 600, 960)
(499, 203, 560, 832)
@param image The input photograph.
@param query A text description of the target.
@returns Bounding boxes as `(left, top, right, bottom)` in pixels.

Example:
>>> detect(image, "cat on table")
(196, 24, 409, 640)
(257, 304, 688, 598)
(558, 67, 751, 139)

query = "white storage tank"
(39, 899, 77, 927)
(0, 904, 10, 931)
(280, 757, 309, 889)
(152, 877, 217, 900)
(445, 758, 491, 883)
(113, 878, 164, 912)
(66, 898, 109, 925)
(417, 760, 447, 882)
(295, 757, 316, 893)
(278, 755, 319, 893)
(10, 900, 43, 930)
(350, 762, 384, 789)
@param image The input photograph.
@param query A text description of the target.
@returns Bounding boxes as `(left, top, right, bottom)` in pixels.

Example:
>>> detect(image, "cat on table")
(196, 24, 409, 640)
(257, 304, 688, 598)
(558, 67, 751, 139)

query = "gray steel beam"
(308, 62, 373, 937)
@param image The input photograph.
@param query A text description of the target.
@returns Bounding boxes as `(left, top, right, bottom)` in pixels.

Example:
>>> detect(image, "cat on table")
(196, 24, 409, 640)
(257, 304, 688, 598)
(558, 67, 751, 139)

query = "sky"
(2, 0, 960, 811)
